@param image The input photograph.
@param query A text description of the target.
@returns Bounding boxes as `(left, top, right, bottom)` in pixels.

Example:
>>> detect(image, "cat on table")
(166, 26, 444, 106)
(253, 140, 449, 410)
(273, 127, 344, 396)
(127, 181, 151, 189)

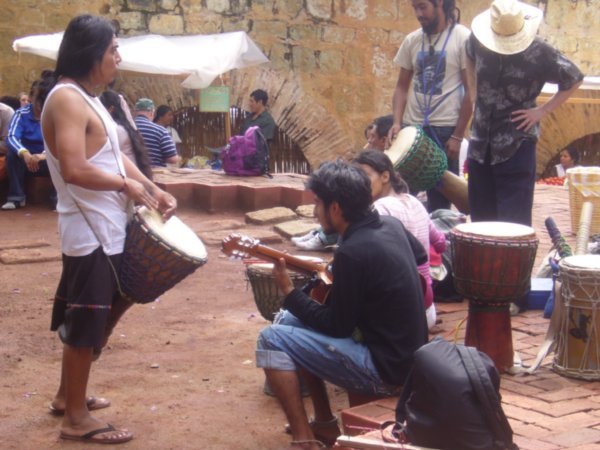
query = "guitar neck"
(248, 243, 326, 276)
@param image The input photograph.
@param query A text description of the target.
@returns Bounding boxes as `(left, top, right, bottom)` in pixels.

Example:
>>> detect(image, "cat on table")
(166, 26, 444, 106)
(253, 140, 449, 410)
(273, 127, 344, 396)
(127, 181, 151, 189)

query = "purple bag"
(222, 126, 269, 176)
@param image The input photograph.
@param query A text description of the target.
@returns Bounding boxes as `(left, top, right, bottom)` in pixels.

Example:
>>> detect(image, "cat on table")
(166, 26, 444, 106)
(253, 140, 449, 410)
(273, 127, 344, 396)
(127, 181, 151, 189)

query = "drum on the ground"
(119, 206, 208, 304)
(554, 254, 600, 380)
(450, 222, 539, 371)
(246, 256, 322, 321)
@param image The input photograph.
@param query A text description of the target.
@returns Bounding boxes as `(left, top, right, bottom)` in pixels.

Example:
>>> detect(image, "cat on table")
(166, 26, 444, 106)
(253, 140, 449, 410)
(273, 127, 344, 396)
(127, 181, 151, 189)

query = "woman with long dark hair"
(100, 90, 153, 179)
(354, 150, 446, 330)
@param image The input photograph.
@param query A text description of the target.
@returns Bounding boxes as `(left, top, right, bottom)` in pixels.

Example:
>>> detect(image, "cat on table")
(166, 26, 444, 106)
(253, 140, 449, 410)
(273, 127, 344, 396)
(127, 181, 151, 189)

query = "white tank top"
(42, 83, 129, 257)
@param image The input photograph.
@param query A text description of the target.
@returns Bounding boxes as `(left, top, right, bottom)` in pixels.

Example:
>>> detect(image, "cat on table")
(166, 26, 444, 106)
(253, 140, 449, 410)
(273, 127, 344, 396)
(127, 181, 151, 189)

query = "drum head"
(385, 126, 418, 167)
(561, 254, 600, 270)
(137, 206, 207, 261)
(454, 221, 535, 239)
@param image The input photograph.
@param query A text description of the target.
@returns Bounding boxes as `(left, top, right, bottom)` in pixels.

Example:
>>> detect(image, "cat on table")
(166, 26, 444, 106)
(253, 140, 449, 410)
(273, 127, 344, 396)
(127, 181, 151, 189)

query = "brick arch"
(113, 67, 355, 169)
(536, 100, 600, 175)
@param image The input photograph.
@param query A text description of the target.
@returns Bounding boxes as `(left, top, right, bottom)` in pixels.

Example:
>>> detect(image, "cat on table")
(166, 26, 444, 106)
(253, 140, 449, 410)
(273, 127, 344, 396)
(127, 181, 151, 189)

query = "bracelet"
(117, 175, 127, 193)
(449, 135, 463, 142)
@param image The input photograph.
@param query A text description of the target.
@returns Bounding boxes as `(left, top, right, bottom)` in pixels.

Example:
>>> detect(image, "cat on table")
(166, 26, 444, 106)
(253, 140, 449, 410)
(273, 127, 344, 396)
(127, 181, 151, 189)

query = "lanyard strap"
(417, 24, 456, 137)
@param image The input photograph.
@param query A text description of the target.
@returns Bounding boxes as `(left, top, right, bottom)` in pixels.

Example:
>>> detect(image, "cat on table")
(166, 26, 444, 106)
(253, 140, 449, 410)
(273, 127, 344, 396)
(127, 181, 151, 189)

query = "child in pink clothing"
(355, 150, 445, 329)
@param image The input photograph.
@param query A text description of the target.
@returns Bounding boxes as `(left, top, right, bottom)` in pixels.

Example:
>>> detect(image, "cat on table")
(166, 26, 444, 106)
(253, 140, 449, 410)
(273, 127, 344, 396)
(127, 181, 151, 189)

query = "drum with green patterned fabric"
(385, 125, 448, 192)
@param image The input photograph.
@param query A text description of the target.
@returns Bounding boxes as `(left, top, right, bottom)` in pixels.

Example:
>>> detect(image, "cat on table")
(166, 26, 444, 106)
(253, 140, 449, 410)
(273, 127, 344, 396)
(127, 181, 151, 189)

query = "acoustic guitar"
(221, 233, 332, 303)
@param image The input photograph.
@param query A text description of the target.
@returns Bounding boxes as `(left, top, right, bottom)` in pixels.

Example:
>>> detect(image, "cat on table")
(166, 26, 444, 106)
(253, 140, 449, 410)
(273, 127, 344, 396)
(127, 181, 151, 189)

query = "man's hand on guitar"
(272, 258, 294, 296)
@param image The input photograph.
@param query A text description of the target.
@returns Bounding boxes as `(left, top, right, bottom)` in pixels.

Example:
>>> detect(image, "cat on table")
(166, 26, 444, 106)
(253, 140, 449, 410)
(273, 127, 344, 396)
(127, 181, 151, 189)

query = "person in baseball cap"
(134, 97, 154, 111)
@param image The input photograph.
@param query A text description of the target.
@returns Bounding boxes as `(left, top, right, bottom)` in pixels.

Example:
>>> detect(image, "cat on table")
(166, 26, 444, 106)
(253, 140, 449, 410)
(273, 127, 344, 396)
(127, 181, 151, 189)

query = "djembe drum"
(385, 125, 469, 214)
(553, 255, 600, 380)
(119, 206, 208, 304)
(246, 256, 323, 321)
(450, 222, 538, 371)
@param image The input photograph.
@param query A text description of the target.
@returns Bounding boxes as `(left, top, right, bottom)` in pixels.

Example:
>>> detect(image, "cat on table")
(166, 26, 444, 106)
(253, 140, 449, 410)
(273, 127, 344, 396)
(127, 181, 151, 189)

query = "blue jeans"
(422, 126, 459, 212)
(6, 150, 52, 203)
(256, 310, 398, 396)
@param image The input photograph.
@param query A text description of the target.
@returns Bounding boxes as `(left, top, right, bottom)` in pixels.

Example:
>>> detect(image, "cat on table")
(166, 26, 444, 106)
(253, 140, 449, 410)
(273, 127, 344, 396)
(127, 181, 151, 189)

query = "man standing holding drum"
(390, 0, 472, 212)
(41, 15, 176, 444)
(465, 0, 583, 226)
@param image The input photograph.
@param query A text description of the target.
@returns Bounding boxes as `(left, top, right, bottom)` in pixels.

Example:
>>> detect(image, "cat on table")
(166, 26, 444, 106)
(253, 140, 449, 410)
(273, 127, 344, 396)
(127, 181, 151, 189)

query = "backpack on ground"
(392, 337, 518, 450)
(222, 125, 270, 177)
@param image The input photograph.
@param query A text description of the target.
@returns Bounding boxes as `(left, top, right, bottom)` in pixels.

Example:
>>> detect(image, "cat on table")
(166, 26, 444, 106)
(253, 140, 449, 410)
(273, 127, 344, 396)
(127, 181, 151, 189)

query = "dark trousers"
(422, 126, 459, 212)
(6, 150, 54, 204)
(467, 139, 537, 227)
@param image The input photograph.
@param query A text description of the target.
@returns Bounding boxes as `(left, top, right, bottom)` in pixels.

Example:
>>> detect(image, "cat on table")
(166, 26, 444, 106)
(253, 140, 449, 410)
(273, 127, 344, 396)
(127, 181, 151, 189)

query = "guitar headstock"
(221, 233, 260, 260)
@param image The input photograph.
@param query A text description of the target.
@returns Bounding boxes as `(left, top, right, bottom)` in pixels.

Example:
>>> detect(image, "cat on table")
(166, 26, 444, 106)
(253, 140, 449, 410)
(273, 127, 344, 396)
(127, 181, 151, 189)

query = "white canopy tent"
(12, 30, 269, 89)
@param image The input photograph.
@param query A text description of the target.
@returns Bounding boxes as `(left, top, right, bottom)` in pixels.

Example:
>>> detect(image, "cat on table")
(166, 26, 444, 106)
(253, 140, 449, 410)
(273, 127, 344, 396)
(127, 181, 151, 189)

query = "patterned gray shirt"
(466, 34, 583, 165)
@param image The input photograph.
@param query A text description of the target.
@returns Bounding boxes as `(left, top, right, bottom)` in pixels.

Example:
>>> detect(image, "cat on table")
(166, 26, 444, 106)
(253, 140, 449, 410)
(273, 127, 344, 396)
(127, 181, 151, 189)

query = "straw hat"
(472, 0, 543, 55)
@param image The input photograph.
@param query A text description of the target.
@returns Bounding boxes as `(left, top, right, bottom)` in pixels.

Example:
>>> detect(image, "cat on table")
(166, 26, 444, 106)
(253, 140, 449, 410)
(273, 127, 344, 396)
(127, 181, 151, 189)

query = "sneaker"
(1, 200, 25, 210)
(294, 233, 327, 251)
(291, 229, 318, 244)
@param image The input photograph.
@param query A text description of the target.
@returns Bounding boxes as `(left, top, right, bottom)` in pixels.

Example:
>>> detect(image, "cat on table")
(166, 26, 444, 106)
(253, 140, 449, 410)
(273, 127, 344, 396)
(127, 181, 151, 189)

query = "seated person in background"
(134, 98, 180, 167)
(18, 91, 29, 108)
(100, 90, 153, 180)
(154, 105, 183, 154)
(0, 100, 15, 156)
(366, 115, 394, 151)
(355, 150, 446, 330)
(257, 160, 428, 450)
(555, 147, 579, 177)
(2, 75, 55, 210)
(239, 89, 276, 141)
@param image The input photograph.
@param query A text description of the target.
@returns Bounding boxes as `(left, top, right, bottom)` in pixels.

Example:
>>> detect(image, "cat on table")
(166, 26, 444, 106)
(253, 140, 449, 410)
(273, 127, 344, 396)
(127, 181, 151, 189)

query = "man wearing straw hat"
(466, 0, 583, 226)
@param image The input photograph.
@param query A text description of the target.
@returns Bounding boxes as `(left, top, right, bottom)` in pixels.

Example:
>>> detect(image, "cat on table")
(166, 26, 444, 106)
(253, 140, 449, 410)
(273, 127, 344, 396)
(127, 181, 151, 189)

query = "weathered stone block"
(289, 24, 320, 42)
(245, 207, 297, 225)
(345, 0, 367, 21)
(200, 228, 283, 247)
(267, 43, 293, 72)
(148, 14, 184, 35)
(222, 18, 251, 33)
(117, 12, 146, 31)
(274, 0, 304, 18)
(295, 204, 315, 218)
(127, 0, 157, 13)
(274, 220, 319, 239)
(345, 50, 365, 77)
(306, 0, 332, 20)
(0, 247, 61, 264)
(206, 0, 230, 14)
(159, 0, 179, 11)
(253, 20, 289, 38)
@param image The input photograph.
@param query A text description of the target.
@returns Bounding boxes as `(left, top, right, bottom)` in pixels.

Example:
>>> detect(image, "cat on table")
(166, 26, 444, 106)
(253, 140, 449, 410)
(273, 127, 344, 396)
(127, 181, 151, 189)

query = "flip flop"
(60, 423, 133, 444)
(48, 396, 111, 416)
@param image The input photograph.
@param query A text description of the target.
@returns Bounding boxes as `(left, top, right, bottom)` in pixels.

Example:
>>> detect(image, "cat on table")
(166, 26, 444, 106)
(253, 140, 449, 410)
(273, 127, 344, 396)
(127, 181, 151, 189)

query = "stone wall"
(2, 0, 600, 168)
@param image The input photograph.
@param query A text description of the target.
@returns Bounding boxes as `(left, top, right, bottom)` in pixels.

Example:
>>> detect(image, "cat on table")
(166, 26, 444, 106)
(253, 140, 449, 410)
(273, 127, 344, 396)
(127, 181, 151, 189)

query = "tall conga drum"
(553, 255, 600, 380)
(450, 222, 538, 371)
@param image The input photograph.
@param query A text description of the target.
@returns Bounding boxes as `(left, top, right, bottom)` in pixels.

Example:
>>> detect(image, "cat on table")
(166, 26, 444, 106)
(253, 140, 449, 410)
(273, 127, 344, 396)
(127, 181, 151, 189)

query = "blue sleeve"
(6, 109, 25, 155)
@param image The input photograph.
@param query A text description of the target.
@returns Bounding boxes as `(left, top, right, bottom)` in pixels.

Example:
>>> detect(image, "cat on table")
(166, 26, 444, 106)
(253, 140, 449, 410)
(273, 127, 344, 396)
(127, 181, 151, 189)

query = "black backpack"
(392, 337, 517, 450)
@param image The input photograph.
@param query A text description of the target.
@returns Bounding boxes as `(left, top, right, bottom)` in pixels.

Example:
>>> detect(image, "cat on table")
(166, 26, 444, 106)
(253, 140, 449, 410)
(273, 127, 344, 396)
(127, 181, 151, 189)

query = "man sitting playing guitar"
(256, 160, 428, 450)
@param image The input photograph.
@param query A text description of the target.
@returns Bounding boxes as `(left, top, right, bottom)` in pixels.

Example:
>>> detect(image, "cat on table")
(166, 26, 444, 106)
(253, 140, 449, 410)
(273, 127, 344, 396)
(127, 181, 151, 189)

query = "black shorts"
(50, 246, 122, 348)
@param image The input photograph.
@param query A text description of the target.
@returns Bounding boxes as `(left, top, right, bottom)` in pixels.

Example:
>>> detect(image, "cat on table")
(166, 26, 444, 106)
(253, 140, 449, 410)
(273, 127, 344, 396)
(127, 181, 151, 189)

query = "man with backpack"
(239, 89, 276, 141)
